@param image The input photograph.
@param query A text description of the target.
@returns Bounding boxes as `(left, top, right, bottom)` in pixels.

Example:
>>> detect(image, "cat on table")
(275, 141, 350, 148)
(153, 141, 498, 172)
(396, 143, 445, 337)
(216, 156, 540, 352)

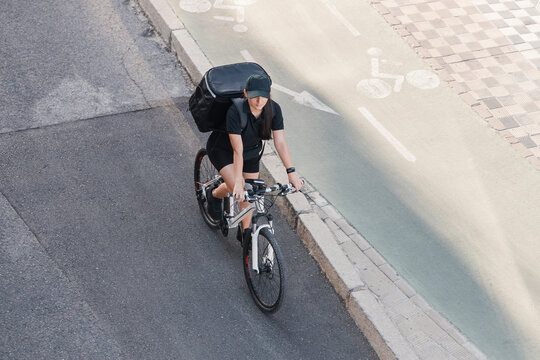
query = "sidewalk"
(134, 0, 539, 359)
(375, 0, 540, 169)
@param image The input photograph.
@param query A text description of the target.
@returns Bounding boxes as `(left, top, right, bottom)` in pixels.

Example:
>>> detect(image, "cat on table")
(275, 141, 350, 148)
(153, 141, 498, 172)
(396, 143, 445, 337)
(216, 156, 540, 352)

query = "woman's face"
(245, 91, 269, 111)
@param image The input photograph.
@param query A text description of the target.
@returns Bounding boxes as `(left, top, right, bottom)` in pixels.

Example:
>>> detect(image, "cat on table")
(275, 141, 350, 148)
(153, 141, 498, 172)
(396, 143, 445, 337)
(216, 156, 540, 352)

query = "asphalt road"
(0, 0, 377, 359)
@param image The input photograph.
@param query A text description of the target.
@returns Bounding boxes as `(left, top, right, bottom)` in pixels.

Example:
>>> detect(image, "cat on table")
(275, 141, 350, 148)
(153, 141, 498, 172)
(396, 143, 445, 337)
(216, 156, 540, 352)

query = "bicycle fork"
(223, 195, 276, 275)
(250, 213, 274, 275)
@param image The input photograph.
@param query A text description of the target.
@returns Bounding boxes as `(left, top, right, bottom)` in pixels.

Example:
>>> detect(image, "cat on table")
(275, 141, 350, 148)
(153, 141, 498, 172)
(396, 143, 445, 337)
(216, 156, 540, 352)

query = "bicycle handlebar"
(228, 183, 296, 202)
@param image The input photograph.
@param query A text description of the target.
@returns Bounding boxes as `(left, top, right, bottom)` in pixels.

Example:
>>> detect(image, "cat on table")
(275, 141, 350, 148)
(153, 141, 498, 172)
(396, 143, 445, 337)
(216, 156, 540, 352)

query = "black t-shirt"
(207, 99, 284, 155)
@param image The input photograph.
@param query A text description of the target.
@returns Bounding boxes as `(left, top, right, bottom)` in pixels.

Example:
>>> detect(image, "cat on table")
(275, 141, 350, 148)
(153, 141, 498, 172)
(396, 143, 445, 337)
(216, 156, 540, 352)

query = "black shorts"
(207, 146, 261, 173)
(206, 131, 263, 173)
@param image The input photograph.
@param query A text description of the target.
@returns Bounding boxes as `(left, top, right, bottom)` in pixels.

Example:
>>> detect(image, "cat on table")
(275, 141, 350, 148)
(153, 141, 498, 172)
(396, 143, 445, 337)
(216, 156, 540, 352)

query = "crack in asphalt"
(121, 45, 152, 109)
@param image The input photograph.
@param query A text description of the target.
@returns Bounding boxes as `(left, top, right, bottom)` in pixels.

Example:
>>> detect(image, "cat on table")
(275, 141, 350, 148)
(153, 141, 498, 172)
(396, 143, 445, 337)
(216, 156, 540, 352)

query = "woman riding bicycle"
(205, 73, 303, 242)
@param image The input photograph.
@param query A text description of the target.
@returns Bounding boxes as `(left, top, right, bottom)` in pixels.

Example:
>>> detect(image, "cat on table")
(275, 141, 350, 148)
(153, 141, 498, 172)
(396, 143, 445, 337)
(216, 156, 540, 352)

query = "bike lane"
(157, 0, 540, 358)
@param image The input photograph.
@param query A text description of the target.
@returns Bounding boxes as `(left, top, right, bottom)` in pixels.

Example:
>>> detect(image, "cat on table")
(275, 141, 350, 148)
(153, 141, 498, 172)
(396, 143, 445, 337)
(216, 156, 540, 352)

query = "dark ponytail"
(259, 96, 273, 140)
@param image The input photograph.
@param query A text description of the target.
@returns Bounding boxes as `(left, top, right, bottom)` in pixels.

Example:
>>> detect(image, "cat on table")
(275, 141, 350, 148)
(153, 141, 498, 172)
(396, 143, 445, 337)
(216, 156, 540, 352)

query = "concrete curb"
(135, 1, 487, 359)
(171, 30, 213, 84)
(137, 0, 184, 45)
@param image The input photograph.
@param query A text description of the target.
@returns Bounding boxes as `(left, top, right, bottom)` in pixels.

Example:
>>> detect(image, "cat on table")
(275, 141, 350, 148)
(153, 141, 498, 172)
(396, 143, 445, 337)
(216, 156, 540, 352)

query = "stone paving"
(299, 182, 485, 360)
(371, 0, 540, 169)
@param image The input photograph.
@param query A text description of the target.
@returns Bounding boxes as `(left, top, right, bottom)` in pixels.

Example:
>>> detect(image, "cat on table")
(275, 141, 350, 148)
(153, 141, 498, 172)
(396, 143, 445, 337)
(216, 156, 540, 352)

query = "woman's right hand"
(232, 179, 244, 200)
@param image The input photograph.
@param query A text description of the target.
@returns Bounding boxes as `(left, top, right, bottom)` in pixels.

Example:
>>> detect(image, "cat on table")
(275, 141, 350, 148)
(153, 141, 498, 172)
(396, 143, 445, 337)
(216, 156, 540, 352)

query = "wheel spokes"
(249, 237, 281, 307)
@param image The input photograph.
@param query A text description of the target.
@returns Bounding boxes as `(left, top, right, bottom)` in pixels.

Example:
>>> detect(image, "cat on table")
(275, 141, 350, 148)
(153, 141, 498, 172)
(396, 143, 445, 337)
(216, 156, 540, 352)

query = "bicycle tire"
(194, 148, 220, 229)
(243, 227, 285, 313)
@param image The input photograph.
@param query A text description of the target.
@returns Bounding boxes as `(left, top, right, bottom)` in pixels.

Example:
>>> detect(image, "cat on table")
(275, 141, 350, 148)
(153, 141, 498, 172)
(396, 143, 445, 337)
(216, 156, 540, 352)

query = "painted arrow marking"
(241, 50, 339, 115)
(272, 84, 339, 115)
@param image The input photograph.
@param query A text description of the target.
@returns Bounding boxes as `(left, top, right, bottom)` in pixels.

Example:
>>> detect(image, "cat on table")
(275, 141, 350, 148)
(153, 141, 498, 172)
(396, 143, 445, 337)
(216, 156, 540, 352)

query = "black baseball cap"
(245, 74, 271, 99)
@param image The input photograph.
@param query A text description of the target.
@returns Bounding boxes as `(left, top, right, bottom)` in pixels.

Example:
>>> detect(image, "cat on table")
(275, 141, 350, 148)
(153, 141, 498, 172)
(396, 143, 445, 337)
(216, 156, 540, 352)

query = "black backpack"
(188, 62, 271, 132)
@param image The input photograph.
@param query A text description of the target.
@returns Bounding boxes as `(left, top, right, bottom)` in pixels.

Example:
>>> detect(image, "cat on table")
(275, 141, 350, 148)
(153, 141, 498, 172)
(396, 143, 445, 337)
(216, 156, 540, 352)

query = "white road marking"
(202, 0, 249, 32)
(367, 47, 382, 57)
(406, 70, 440, 89)
(358, 107, 416, 162)
(273, 84, 339, 114)
(371, 57, 405, 92)
(358, 47, 440, 98)
(292, 91, 339, 114)
(271, 83, 297, 97)
(179, 0, 212, 13)
(357, 79, 392, 99)
(233, 24, 248, 32)
(240, 49, 255, 62)
(214, 0, 245, 22)
(214, 16, 235, 21)
(240, 50, 339, 114)
(180, 0, 256, 32)
(319, 0, 360, 37)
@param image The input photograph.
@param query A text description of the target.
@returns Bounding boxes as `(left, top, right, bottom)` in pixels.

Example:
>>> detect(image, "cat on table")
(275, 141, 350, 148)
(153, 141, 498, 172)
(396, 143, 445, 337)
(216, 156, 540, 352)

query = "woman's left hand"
(288, 172, 304, 192)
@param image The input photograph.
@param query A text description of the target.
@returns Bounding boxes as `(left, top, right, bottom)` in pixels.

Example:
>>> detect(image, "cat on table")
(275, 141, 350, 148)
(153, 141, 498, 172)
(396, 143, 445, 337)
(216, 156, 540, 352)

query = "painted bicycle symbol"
(357, 48, 440, 99)
(179, 0, 257, 33)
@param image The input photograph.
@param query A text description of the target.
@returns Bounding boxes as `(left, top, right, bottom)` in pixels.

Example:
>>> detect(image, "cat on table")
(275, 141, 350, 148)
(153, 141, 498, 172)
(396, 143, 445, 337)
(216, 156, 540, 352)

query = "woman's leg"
(213, 164, 235, 199)
(212, 155, 260, 230)
(213, 166, 258, 231)
(241, 171, 259, 230)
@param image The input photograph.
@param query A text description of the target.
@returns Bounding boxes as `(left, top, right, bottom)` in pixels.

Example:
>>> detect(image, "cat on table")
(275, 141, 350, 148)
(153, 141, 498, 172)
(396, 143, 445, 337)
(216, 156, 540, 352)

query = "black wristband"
(286, 167, 295, 174)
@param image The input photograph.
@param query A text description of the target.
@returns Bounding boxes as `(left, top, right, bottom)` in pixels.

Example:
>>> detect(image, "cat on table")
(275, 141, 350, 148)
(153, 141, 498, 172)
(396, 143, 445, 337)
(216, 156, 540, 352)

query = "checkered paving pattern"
(372, 0, 540, 168)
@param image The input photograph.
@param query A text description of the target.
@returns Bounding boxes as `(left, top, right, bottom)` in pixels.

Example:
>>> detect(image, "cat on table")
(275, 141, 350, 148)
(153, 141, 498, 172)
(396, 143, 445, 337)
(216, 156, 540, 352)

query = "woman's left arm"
(272, 130, 303, 191)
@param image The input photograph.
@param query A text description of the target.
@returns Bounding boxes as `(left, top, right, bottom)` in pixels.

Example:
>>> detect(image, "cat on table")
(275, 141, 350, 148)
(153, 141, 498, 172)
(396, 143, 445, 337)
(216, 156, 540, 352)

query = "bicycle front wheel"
(243, 227, 285, 313)
(194, 148, 220, 229)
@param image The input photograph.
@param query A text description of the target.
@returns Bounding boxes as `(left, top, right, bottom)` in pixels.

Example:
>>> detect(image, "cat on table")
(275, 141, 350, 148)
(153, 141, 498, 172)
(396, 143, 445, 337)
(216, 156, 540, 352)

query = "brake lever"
(279, 183, 296, 196)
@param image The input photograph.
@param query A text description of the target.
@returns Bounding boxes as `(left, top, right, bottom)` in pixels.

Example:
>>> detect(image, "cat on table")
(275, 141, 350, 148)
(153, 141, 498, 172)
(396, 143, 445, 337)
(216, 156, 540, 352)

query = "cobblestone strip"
(370, 0, 540, 170)
(296, 179, 486, 360)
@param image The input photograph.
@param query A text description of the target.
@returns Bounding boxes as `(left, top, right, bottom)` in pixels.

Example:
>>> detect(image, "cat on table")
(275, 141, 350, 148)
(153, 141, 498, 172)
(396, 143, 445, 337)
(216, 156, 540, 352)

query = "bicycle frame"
(226, 194, 274, 275)
(200, 176, 284, 275)
(225, 197, 255, 229)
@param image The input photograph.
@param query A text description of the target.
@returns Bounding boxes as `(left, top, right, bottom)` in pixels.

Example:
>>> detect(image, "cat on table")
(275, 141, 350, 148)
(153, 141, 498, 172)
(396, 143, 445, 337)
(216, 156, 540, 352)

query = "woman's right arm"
(229, 133, 244, 199)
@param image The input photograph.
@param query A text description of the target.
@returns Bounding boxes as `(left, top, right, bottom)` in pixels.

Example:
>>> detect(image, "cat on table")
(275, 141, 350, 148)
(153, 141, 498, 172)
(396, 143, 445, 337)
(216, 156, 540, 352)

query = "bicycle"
(194, 148, 295, 313)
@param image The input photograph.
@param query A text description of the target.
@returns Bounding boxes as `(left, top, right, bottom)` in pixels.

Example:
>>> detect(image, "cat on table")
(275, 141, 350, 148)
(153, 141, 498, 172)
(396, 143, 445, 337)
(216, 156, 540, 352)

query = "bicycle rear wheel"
(243, 227, 285, 313)
(194, 148, 221, 229)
